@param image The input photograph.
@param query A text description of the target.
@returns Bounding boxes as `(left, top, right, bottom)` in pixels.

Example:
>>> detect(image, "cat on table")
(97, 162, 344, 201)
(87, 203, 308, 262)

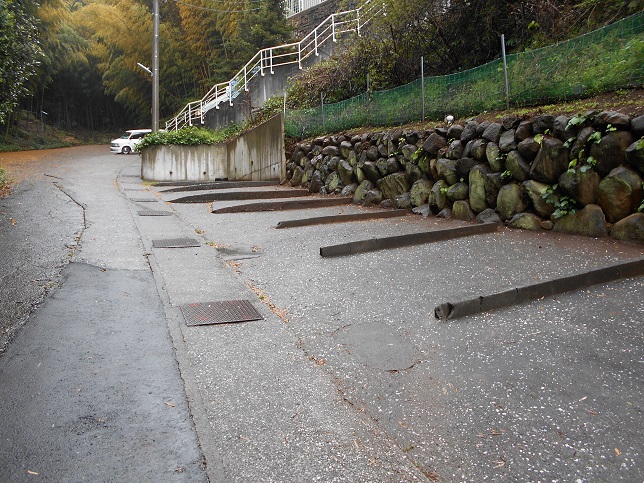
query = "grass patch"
(135, 124, 242, 151)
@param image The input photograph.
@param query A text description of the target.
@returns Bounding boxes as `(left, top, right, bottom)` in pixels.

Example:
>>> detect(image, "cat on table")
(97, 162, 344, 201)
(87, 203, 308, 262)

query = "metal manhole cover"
(138, 210, 173, 216)
(152, 238, 200, 248)
(180, 300, 263, 326)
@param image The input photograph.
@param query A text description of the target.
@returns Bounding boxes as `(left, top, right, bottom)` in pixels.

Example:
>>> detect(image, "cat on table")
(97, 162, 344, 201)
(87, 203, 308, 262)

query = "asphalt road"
(1, 145, 642, 482)
(0, 147, 206, 481)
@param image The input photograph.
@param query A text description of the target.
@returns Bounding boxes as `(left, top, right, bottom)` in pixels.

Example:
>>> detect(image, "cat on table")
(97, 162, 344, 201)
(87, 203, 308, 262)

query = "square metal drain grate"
(138, 210, 173, 216)
(152, 237, 200, 248)
(181, 300, 263, 326)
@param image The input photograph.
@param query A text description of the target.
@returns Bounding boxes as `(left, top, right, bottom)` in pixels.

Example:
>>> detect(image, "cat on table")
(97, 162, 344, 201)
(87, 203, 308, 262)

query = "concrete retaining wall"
(142, 114, 285, 182)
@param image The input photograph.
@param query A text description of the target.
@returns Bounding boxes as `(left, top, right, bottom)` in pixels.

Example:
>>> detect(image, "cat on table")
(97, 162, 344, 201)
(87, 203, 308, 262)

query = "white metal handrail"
(165, 1, 384, 131)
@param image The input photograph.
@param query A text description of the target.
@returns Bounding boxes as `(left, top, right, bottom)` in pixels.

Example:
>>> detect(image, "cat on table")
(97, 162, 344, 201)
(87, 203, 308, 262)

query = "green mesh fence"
(285, 11, 644, 138)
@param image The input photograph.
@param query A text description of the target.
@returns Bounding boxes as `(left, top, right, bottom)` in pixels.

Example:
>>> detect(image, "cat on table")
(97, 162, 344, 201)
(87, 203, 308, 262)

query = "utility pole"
(152, 0, 160, 132)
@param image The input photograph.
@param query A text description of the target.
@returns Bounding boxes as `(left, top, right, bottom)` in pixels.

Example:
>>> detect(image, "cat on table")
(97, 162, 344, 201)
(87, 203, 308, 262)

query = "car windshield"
(119, 132, 132, 139)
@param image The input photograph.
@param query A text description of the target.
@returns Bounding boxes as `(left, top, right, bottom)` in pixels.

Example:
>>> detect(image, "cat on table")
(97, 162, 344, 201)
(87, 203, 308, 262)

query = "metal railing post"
(332, 14, 336, 42)
(357, 7, 361, 36)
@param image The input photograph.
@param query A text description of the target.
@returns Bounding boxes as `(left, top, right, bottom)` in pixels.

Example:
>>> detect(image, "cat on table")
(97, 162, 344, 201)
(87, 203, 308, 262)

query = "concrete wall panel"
(142, 114, 285, 182)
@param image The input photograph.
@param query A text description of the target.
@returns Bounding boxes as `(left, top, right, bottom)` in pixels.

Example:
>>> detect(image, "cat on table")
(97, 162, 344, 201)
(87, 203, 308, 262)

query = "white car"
(110, 129, 151, 154)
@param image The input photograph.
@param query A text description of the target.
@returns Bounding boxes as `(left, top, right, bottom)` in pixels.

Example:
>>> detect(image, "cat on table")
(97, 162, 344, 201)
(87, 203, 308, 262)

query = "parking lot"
(152, 180, 643, 481)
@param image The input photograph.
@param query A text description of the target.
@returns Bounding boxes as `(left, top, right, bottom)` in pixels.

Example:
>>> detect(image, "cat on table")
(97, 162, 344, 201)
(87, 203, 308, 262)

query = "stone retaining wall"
(285, 110, 644, 243)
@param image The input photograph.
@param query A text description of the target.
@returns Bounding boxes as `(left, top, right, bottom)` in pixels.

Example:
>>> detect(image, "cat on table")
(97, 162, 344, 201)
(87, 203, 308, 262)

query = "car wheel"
(122, 146, 131, 155)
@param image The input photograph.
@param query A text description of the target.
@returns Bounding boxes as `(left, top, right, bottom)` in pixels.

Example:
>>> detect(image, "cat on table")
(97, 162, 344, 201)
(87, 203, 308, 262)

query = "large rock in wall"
(285, 110, 644, 244)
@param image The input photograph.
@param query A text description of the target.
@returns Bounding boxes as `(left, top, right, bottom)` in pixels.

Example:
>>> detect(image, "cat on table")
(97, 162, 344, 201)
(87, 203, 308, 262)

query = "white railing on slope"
(166, 0, 383, 131)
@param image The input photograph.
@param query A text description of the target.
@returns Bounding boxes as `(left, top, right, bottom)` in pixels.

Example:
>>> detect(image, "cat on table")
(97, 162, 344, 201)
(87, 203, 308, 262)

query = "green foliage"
(135, 125, 241, 151)
(566, 113, 592, 130)
(411, 147, 428, 163)
(500, 170, 513, 182)
(588, 131, 602, 143)
(541, 184, 579, 219)
(0, 0, 42, 124)
(563, 136, 576, 149)
(249, 96, 284, 127)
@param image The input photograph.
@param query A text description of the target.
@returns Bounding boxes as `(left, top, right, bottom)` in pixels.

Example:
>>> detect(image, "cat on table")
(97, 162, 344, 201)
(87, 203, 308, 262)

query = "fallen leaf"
(615, 448, 620, 456)
(493, 458, 506, 468)
(165, 402, 176, 407)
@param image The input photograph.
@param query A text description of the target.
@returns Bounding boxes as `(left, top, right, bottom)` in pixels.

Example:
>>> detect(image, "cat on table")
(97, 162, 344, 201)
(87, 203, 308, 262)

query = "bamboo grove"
(0, 0, 291, 130)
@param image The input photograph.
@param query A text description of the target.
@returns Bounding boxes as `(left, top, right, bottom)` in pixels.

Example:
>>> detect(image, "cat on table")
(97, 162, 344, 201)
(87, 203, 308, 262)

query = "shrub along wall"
(285, 110, 644, 243)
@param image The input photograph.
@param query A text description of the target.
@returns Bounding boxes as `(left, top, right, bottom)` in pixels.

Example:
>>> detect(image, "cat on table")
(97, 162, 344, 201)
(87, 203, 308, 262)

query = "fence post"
(501, 34, 510, 110)
(321, 92, 325, 132)
(421, 56, 425, 122)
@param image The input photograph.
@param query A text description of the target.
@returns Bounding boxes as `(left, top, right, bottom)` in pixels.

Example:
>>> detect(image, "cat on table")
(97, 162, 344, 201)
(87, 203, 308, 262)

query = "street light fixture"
(137, 63, 153, 76)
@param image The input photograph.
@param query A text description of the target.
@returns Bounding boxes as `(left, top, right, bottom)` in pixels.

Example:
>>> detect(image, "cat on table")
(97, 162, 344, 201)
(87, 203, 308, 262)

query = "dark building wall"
(289, 0, 357, 37)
